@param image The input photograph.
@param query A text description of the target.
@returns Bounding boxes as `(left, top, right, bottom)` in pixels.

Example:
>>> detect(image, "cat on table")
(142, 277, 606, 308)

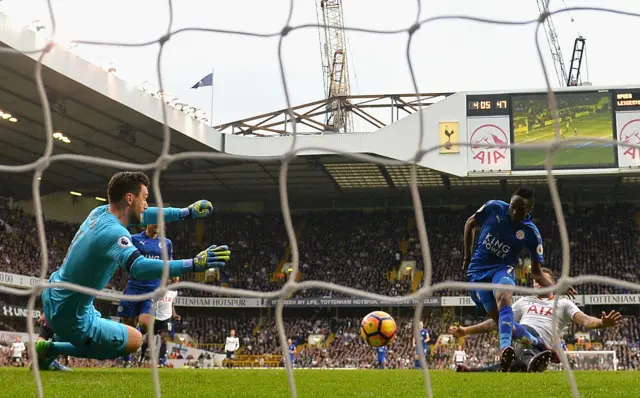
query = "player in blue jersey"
(376, 345, 387, 369)
(35, 171, 230, 370)
(287, 338, 296, 367)
(117, 223, 171, 367)
(413, 321, 430, 369)
(462, 186, 575, 372)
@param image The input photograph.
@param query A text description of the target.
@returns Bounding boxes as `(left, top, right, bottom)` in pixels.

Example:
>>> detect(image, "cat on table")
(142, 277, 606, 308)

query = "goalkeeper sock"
(498, 306, 514, 350)
(49, 342, 128, 361)
(512, 322, 541, 347)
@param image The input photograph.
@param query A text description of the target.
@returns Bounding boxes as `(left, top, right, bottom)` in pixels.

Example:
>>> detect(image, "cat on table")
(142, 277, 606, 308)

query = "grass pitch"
(1, 368, 637, 398)
(513, 112, 615, 169)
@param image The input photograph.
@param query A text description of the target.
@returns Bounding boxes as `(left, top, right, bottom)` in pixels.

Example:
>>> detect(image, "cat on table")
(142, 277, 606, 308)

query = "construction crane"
(566, 36, 586, 86)
(535, 0, 569, 87)
(316, 0, 353, 132)
(536, 0, 588, 87)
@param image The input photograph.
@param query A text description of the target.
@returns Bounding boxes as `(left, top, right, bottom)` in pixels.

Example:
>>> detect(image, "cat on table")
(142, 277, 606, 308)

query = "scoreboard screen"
(462, 86, 640, 175)
(466, 94, 510, 117)
(510, 91, 616, 170)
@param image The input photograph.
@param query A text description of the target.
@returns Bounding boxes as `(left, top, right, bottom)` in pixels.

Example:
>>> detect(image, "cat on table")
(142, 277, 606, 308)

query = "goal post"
(549, 351, 618, 371)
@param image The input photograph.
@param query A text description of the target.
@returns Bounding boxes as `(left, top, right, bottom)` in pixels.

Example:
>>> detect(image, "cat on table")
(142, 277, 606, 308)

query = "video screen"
(511, 91, 616, 169)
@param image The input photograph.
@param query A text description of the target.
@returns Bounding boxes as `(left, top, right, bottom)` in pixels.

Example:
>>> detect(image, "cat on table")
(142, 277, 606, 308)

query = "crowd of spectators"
(1, 202, 639, 297)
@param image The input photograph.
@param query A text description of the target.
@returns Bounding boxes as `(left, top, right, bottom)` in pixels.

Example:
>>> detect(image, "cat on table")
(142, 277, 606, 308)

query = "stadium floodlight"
(69, 191, 82, 197)
(9, 117, 17, 122)
(95, 197, 106, 202)
(1, 112, 11, 119)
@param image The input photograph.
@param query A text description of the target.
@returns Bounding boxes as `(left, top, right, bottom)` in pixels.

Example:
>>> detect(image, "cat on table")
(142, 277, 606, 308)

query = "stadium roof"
(0, 13, 638, 208)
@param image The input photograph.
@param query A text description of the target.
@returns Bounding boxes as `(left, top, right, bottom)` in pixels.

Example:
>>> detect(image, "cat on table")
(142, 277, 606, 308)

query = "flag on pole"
(191, 73, 213, 89)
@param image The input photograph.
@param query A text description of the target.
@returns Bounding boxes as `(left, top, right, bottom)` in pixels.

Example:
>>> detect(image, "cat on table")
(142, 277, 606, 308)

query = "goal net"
(0, 1, 637, 398)
(549, 351, 618, 372)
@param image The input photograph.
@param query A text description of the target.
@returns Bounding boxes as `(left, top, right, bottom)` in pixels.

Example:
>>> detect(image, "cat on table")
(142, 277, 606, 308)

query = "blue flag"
(191, 73, 213, 89)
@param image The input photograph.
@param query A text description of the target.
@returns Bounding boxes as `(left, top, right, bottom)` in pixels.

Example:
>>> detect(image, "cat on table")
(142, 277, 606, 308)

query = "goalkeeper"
(449, 267, 622, 372)
(35, 171, 230, 369)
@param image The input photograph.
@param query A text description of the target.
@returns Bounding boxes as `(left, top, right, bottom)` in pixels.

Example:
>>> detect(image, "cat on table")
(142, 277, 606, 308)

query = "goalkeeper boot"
(35, 340, 56, 370)
(500, 346, 516, 372)
(527, 350, 552, 373)
(50, 360, 73, 372)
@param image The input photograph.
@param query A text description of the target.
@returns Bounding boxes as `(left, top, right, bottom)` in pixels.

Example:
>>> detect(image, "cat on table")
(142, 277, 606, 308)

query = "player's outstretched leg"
(512, 322, 543, 349)
(138, 312, 155, 366)
(35, 318, 142, 369)
(492, 270, 518, 372)
(525, 350, 552, 373)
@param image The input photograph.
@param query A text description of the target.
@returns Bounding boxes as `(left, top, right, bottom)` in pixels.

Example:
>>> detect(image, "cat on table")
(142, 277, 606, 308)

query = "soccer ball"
(360, 311, 397, 347)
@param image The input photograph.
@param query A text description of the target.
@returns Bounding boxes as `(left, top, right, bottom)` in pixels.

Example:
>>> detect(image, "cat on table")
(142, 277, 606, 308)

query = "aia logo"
(619, 119, 640, 160)
(470, 124, 509, 165)
(527, 304, 552, 316)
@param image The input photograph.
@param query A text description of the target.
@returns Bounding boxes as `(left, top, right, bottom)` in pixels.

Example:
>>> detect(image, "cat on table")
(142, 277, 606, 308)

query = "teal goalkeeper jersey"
(46, 205, 184, 323)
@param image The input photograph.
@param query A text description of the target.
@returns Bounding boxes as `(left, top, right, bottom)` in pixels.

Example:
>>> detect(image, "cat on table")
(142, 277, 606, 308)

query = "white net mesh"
(0, 0, 638, 397)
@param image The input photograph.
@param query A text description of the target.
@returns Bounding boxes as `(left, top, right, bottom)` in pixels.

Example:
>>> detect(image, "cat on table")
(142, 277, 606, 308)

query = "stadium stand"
(1, 202, 640, 370)
(2, 204, 638, 295)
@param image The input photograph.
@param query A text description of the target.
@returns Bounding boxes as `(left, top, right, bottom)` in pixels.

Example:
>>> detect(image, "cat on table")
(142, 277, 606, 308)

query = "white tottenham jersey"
(155, 290, 178, 321)
(11, 342, 25, 357)
(225, 336, 240, 352)
(513, 296, 581, 346)
(453, 350, 467, 363)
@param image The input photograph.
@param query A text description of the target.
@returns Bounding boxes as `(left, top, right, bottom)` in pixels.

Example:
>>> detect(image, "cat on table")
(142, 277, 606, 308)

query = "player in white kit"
(224, 330, 240, 368)
(450, 267, 622, 372)
(139, 277, 179, 367)
(10, 336, 26, 367)
(452, 345, 467, 370)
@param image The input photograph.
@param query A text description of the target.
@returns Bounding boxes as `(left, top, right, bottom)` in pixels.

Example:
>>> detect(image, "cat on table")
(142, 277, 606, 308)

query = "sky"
(0, 0, 639, 127)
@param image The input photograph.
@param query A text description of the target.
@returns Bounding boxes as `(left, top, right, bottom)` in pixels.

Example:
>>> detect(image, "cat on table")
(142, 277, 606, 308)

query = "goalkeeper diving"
(35, 171, 230, 369)
(449, 267, 622, 372)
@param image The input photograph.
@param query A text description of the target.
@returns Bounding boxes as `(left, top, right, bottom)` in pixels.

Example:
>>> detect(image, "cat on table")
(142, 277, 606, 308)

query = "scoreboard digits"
(466, 94, 510, 117)
(614, 90, 640, 111)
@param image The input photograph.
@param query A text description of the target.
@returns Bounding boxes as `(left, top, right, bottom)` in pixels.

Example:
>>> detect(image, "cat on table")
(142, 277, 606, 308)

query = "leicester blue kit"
(467, 200, 544, 313)
(289, 344, 296, 365)
(415, 328, 429, 355)
(377, 345, 387, 365)
(117, 231, 173, 318)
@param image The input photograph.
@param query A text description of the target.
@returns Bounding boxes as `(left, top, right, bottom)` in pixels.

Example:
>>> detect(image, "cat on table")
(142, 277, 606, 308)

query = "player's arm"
(572, 310, 622, 329)
(463, 201, 494, 269)
(424, 331, 430, 344)
(526, 229, 553, 289)
(134, 200, 215, 227)
(527, 231, 577, 298)
(104, 227, 230, 280)
(449, 319, 497, 337)
(171, 300, 180, 321)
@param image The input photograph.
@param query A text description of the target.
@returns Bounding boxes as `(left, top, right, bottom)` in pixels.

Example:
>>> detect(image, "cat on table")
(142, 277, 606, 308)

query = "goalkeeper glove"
(192, 245, 230, 272)
(181, 200, 214, 219)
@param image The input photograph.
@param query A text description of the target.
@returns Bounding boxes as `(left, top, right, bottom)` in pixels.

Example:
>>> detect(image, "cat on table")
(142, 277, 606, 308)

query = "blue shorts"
(415, 346, 429, 356)
(42, 289, 129, 359)
(117, 285, 154, 318)
(467, 266, 515, 314)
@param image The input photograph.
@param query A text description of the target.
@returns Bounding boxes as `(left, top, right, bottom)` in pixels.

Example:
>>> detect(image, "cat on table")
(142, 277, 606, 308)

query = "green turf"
(1, 368, 638, 398)
(513, 112, 616, 168)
